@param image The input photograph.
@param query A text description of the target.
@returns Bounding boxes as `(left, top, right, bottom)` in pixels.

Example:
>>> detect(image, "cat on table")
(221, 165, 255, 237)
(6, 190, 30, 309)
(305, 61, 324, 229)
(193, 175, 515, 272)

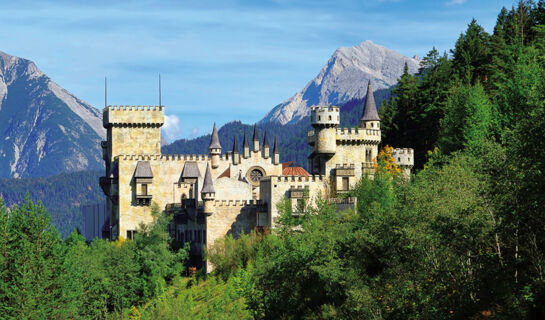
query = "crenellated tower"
(308, 106, 340, 174)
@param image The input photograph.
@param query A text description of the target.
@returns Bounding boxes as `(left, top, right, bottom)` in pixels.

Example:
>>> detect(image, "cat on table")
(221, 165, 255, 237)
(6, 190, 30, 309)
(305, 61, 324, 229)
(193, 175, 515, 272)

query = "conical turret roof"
(263, 131, 269, 148)
(209, 123, 221, 149)
(232, 136, 239, 154)
(252, 124, 259, 141)
(201, 163, 215, 193)
(243, 130, 249, 149)
(273, 137, 279, 154)
(361, 80, 380, 121)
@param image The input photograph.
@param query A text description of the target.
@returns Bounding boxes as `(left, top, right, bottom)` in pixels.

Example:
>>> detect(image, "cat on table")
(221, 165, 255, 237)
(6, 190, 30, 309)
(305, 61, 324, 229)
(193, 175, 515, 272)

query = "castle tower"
(209, 123, 221, 169)
(232, 137, 240, 165)
(201, 163, 215, 216)
(262, 131, 270, 159)
(102, 105, 164, 162)
(273, 137, 280, 165)
(311, 106, 340, 155)
(392, 148, 414, 180)
(360, 80, 380, 129)
(242, 130, 250, 159)
(252, 124, 260, 152)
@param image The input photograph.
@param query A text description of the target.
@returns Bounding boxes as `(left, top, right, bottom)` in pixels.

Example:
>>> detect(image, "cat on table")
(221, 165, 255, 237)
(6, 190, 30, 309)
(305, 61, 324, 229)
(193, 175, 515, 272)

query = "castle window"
(126, 230, 136, 240)
(371, 123, 374, 128)
(365, 149, 372, 162)
(141, 184, 148, 196)
(329, 115, 332, 120)
(342, 177, 349, 191)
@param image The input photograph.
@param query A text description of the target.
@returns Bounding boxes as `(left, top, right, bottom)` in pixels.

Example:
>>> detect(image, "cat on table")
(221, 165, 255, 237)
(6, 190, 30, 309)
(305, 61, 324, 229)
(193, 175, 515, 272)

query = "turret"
(262, 131, 270, 159)
(392, 148, 414, 181)
(360, 80, 380, 129)
(252, 124, 260, 152)
(209, 123, 221, 169)
(273, 137, 280, 165)
(201, 163, 215, 216)
(310, 106, 340, 155)
(232, 137, 240, 165)
(242, 130, 250, 159)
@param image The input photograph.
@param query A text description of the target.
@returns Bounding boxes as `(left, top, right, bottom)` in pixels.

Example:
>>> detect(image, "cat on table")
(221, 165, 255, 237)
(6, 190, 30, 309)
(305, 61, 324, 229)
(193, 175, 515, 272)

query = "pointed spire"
(361, 80, 380, 121)
(232, 136, 239, 154)
(273, 137, 279, 154)
(202, 163, 215, 194)
(252, 124, 259, 141)
(242, 130, 249, 149)
(263, 131, 269, 148)
(209, 123, 221, 149)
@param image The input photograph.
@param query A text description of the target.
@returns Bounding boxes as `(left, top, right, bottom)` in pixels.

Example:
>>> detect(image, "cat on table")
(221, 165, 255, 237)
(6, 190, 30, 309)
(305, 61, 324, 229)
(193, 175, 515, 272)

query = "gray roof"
(134, 161, 153, 178)
(243, 130, 249, 149)
(273, 136, 279, 154)
(201, 163, 215, 193)
(252, 124, 259, 141)
(361, 80, 380, 121)
(181, 161, 201, 178)
(263, 131, 269, 148)
(232, 136, 239, 153)
(209, 123, 221, 149)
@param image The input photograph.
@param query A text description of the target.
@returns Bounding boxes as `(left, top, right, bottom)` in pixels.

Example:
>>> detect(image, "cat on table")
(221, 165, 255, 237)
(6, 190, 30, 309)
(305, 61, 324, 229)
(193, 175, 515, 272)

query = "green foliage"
(0, 197, 189, 319)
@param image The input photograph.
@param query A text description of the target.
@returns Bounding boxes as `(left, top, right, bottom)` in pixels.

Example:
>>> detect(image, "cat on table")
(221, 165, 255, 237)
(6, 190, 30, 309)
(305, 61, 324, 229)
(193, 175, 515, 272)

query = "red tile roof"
(218, 167, 230, 178)
(282, 166, 309, 177)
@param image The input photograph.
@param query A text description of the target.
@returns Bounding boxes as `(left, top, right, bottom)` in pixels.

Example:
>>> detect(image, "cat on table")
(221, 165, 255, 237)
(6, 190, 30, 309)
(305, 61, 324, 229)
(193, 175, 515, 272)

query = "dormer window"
(134, 161, 153, 206)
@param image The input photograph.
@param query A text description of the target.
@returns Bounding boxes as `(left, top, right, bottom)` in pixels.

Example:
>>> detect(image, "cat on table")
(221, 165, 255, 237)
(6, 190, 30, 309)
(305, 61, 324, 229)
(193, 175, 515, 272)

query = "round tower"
(311, 106, 340, 155)
(209, 123, 221, 169)
(201, 163, 215, 216)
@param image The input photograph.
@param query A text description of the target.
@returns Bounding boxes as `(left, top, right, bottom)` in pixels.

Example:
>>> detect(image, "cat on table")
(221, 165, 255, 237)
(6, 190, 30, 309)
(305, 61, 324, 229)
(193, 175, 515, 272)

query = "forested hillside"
(0, 170, 103, 236)
(2, 2, 545, 319)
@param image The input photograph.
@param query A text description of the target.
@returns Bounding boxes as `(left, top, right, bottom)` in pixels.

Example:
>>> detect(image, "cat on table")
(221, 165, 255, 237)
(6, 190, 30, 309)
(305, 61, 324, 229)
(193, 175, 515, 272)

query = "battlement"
(262, 175, 324, 183)
(392, 148, 414, 167)
(116, 154, 210, 161)
(103, 105, 164, 128)
(334, 127, 381, 143)
(311, 106, 340, 127)
(213, 199, 265, 207)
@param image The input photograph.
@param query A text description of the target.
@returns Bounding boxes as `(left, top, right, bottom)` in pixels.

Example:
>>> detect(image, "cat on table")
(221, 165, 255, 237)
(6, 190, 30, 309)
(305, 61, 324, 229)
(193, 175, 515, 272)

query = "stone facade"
(99, 82, 414, 271)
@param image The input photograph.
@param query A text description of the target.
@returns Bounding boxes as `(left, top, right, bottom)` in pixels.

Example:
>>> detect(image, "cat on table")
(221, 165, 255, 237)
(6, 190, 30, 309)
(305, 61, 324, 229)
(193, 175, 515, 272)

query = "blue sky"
(0, 0, 515, 141)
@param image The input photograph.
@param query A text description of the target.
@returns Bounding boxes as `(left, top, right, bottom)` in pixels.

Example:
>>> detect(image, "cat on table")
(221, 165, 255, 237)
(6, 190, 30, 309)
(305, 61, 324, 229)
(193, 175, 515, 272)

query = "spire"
(232, 136, 239, 154)
(263, 131, 269, 148)
(202, 163, 215, 193)
(209, 123, 221, 149)
(243, 130, 249, 149)
(252, 124, 259, 141)
(273, 137, 279, 154)
(361, 80, 380, 121)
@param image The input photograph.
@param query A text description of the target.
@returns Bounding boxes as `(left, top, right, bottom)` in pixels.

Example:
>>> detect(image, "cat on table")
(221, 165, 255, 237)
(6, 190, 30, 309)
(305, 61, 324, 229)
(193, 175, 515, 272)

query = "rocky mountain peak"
(0, 50, 105, 177)
(260, 41, 421, 125)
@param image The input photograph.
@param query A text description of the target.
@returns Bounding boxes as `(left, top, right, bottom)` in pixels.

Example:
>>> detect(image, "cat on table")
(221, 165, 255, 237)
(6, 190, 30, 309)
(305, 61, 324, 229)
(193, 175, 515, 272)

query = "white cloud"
(162, 114, 182, 142)
(446, 0, 467, 5)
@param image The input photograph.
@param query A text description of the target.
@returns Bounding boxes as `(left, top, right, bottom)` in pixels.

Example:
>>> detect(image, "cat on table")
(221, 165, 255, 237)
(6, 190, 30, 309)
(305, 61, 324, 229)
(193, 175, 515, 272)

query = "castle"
(99, 81, 414, 269)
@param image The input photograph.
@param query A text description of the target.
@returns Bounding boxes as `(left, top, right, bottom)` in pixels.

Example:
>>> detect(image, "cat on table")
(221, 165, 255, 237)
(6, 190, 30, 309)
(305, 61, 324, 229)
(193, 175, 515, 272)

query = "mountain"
(260, 40, 420, 124)
(0, 50, 105, 178)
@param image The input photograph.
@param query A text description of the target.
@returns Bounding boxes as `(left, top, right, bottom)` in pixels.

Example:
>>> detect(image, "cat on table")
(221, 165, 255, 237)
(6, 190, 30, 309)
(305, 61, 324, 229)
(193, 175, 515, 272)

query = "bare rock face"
(0, 50, 105, 178)
(260, 40, 421, 125)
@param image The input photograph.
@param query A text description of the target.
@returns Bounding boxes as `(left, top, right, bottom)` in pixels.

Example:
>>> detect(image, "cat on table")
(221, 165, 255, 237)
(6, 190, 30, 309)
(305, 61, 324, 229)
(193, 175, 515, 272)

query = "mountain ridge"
(0, 50, 105, 178)
(260, 40, 420, 124)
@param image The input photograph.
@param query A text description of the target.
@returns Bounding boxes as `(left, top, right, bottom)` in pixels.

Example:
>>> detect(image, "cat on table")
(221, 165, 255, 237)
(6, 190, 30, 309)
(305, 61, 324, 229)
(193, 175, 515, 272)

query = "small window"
(342, 177, 349, 191)
(126, 230, 136, 240)
(141, 184, 148, 195)
(328, 115, 332, 120)
(365, 149, 372, 162)
(398, 157, 401, 162)
(318, 116, 321, 121)
(371, 123, 374, 128)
